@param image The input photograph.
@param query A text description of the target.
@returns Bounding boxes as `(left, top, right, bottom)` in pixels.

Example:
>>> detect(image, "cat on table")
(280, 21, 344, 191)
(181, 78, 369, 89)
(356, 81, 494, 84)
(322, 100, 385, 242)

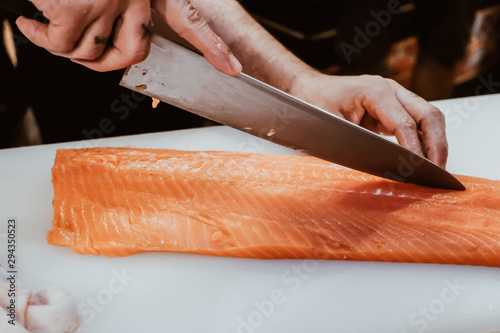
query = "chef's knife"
(120, 34, 465, 191)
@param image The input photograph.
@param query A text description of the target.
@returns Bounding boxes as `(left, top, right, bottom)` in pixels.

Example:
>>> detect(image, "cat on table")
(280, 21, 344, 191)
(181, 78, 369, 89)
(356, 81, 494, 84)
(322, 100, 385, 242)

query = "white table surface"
(0, 93, 499, 333)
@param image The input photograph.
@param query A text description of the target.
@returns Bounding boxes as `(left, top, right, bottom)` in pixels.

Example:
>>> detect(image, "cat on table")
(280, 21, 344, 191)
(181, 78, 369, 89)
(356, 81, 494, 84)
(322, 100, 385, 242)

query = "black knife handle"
(0, 0, 41, 19)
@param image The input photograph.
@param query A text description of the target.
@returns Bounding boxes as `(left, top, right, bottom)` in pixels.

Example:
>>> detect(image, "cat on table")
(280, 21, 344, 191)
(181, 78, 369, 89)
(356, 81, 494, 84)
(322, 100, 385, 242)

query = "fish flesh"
(48, 148, 500, 267)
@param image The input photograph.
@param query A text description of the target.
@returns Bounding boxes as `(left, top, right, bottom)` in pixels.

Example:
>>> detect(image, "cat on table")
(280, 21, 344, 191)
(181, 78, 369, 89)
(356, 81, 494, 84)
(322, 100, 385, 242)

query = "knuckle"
(433, 140, 449, 159)
(362, 86, 385, 102)
(443, 144, 449, 157)
(184, 1, 203, 25)
(385, 78, 399, 87)
(430, 106, 445, 120)
(361, 74, 386, 84)
(125, 44, 150, 64)
(174, 1, 210, 37)
(441, 141, 449, 153)
(77, 48, 103, 61)
(422, 104, 446, 125)
(51, 41, 75, 54)
(399, 116, 418, 131)
(359, 75, 391, 94)
(359, 74, 374, 85)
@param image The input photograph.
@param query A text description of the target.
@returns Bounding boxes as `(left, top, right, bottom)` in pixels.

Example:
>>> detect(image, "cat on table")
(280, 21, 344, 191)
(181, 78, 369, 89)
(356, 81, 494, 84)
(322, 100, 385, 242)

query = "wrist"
(288, 69, 329, 101)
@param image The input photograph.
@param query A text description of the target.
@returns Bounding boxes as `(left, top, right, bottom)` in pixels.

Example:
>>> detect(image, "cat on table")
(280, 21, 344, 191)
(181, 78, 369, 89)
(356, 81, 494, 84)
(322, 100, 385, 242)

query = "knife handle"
(0, 0, 45, 21)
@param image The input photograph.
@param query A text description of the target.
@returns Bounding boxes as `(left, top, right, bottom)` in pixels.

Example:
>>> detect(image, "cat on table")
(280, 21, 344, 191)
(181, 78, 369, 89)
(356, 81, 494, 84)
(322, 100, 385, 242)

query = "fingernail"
(228, 53, 242, 76)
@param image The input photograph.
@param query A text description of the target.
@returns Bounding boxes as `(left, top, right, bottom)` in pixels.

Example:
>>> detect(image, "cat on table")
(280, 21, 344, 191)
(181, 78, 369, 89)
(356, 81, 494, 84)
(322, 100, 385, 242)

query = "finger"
(359, 113, 385, 134)
(16, 14, 86, 54)
(362, 87, 424, 158)
(68, 17, 115, 61)
(153, 0, 242, 76)
(391, 83, 448, 168)
(74, 4, 153, 71)
(66, 2, 124, 62)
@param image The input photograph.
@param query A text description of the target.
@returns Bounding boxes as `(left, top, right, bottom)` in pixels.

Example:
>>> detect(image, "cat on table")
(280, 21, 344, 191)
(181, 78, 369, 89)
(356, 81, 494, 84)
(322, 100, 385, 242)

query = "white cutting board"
(0, 94, 499, 333)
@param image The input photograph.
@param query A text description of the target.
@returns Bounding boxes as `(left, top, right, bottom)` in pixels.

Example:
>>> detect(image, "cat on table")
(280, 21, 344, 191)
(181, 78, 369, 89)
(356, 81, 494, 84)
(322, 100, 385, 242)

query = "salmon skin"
(49, 147, 500, 267)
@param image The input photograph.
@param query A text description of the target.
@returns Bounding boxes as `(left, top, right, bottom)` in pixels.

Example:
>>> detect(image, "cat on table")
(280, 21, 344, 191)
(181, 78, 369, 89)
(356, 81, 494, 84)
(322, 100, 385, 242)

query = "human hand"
(15, 0, 242, 74)
(289, 73, 448, 168)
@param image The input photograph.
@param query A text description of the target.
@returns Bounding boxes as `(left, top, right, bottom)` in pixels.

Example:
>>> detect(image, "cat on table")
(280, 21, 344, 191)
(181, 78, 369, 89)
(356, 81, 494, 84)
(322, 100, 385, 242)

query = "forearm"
(190, 0, 317, 93)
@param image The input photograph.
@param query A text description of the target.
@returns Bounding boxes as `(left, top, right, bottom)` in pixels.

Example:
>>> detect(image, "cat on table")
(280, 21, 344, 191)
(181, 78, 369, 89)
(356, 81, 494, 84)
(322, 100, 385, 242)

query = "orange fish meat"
(48, 147, 500, 267)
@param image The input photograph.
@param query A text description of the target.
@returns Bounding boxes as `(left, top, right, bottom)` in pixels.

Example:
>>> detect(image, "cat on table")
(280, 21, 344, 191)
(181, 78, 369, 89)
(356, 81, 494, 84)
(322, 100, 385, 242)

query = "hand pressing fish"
(48, 148, 500, 267)
(0, 267, 81, 333)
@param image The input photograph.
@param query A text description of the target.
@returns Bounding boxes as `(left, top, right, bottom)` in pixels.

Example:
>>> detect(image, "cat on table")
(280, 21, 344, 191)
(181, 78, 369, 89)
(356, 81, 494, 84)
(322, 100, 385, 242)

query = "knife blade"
(120, 34, 465, 191)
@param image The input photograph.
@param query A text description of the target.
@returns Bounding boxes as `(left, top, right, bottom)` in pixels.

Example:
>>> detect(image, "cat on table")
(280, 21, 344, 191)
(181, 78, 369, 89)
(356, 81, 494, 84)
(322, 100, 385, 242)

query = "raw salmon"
(48, 148, 500, 267)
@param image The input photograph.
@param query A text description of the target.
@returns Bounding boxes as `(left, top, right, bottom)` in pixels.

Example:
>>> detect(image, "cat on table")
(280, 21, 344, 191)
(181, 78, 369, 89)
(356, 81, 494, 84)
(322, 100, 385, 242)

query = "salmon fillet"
(48, 147, 500, 267)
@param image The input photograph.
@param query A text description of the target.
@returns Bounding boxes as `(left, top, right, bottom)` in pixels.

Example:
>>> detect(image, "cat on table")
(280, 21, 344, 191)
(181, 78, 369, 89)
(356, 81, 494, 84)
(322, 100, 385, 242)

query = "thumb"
(152, 0, 242, 76)
(15, 16, 41, 42)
